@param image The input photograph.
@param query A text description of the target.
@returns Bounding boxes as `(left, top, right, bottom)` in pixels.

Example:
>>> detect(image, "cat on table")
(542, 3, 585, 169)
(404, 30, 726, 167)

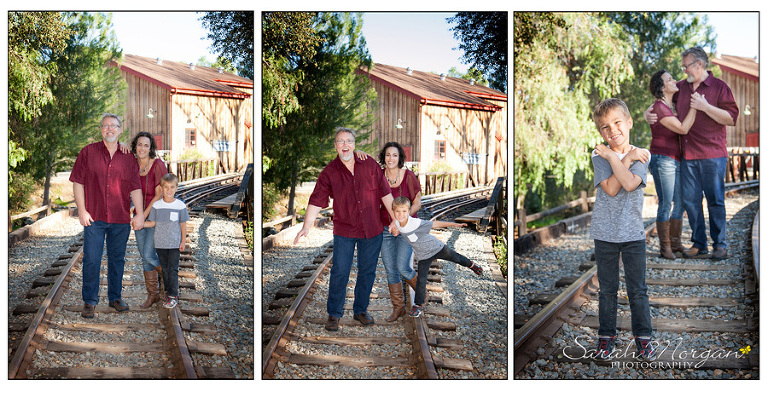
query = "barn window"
(185, 128, 197, 148)
(434, 140, 446, 161)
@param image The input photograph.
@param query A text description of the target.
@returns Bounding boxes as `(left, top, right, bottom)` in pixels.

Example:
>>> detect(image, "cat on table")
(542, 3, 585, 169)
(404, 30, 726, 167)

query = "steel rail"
(262, 253, 334, 376)
(752, 209, 759, 286)
(9, 247, 83, 379)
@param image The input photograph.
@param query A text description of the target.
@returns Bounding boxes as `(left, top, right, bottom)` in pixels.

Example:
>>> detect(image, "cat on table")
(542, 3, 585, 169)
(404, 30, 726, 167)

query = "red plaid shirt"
(674, 71, 739, 160)
(70, 141, 142, 224)
(308, 155, 391, 239)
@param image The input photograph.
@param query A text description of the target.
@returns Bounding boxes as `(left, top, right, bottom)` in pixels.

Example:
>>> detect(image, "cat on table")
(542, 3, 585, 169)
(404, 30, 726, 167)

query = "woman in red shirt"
(647, 70, 698, 259)
(129, 131, 169, 308)
(376, 143, 421, 321)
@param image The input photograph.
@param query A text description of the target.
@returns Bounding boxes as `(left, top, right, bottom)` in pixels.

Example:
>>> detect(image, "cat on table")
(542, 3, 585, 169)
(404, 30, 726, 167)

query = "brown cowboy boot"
(140, 270, 161, 308)
(154, 266, 164, 298)
(669, 219, 685, 255)
(386, 283, 406, 322)
(656, 221, 675, 260)
(404, 274, 427, 305)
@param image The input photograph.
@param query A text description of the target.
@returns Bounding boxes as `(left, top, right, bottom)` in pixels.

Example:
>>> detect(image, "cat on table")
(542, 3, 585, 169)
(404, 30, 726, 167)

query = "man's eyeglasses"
(335, 139, 355, 145)
(101, 124, 121, 130)
(681, 60, 698, 72)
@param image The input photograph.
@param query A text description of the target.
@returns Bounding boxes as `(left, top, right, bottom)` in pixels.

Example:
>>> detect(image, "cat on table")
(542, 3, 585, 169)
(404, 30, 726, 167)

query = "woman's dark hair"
(649, 69, 668, 100)
(130, 131, 158, 158)
(378, 142, 406, 169)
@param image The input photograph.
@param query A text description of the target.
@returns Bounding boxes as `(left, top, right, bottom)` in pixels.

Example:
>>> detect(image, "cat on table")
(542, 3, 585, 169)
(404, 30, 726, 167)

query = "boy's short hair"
(392, 196, 411, 209)
(160, 173, 179, 186)
(592, 98, 631, 130)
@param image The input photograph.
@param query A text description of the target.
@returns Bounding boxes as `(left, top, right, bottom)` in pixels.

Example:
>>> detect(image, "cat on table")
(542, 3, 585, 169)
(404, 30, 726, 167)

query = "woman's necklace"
(139, 157, 152, 175)
(386, 169, 399, 185)
(662, 96, 676, 114)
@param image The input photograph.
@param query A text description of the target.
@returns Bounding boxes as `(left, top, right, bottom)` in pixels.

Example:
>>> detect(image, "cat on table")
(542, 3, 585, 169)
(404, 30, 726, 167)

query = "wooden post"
(517, 208, 527, 236)
(580, 190, 588, 213)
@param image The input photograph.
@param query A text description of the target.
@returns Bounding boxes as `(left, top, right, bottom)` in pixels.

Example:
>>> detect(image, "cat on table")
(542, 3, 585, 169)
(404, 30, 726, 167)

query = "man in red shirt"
(70, 113, 145, 318)
(646, 47, 739, 261)
(294, 127, 398, 331)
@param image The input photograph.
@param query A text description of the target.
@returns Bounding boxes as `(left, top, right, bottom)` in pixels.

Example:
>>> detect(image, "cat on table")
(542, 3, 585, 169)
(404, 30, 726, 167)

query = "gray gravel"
(7, 213, 254, 379)
(514, 191, 759, 380)
(262, 222, 508, 379)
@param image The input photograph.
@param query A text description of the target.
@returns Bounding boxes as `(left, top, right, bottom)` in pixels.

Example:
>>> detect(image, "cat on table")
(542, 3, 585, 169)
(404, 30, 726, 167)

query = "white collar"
(397, 216, 421, 233)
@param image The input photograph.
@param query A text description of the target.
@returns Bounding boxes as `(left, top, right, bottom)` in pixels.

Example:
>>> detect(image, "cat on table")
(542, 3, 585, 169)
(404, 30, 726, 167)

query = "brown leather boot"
(140, 270, 161, 308)
(154, 266, 164, 298)
(386, 283, 406, 322)
(656, 221, 675, 259)
(404, 275, 427, 305)
(669, 219, 685, 255)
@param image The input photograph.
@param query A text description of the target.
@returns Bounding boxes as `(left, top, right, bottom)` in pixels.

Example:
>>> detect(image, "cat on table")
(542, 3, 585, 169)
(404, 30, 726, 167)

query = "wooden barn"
(357, 63, 507, 186)
(711, 54, 759, 147)
(113, 54, 254, 172)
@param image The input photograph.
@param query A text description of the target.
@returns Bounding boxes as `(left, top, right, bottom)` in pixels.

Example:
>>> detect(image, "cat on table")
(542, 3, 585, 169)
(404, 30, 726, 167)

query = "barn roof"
(359, 63, 506, 112)
(117, 54, 253, 99)
(711, 54, 759, 82)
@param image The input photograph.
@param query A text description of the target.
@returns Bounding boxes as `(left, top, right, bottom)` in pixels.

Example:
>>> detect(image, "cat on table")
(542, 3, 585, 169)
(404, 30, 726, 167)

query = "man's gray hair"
(682, 46, 709, 69)
(101, 113, 123, 127)
(335, 127, 356, 140)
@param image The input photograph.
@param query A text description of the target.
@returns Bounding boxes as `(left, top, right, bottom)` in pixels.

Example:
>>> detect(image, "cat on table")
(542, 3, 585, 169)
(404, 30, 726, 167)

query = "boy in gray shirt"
(145, 173, 189, 309)
(590, 98, 655, 361)
(392, 196, 482, 317)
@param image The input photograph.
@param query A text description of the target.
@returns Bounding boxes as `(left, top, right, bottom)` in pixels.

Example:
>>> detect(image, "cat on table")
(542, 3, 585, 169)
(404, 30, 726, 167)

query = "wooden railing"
(420, 172, 469, 195)
(727, 147, 759, 183)
(514, 147, 760, 238)
(165, 158, 220, 183)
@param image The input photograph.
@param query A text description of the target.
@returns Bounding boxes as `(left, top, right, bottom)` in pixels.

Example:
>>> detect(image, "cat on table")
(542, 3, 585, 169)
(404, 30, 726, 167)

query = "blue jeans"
(134, 226, 160, 271)
(414, 245, 471, 306)
(681, 157, 727, 250)
(327, 233, 383, 318)
(649, 154, 684, 222)
(594, 239, 652, 337)
(82, 221, 131, 305)
(381, 227, 416, 284)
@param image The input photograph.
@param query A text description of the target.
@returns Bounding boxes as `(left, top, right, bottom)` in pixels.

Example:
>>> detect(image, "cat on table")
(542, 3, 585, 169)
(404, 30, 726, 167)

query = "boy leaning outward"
(590, 98, 656, 361)
(145, 173, 189, 309)
(392, 196, 482, 317)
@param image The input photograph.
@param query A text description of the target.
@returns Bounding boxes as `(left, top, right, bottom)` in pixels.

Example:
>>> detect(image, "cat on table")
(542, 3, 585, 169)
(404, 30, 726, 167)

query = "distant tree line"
(514, 12, 716, 213)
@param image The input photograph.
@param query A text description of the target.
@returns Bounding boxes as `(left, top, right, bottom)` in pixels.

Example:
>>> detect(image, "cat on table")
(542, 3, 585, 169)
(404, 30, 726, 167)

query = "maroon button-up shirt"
(650, 100, 682, 160)
(308, 155, 391, 239)
(673, 71, 739, 160)
(70, 141, 142, 224)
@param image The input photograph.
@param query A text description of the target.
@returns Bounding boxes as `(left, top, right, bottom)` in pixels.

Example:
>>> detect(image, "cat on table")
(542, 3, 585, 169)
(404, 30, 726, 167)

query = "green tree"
(200, 11, 254, 79)
(447, 12, 508, 92)
(13, 12, 126, 208)
(514, 12, 634, 208)
(263, 12, 377, 219)
(598, 12, 717, 148)
(262, 11, 323, 130)
(447, 66, 490, 87)
(8, 12, 69, 207)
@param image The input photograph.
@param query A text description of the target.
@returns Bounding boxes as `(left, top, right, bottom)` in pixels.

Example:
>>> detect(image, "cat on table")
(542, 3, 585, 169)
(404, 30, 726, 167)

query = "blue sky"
(107, 11, 758, 79)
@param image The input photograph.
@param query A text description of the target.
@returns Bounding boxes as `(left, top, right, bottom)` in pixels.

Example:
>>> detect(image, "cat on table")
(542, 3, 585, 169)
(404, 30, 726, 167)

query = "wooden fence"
(515, 148, 760, 239)
(165, 158, 220, 183)
(420, 172, 469, 196)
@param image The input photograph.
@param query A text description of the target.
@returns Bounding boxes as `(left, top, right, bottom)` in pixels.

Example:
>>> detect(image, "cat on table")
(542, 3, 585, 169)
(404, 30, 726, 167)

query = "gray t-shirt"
(589, 147, 648, 243)
(148, 198, 190, 249)
(395, 216, 445, 261)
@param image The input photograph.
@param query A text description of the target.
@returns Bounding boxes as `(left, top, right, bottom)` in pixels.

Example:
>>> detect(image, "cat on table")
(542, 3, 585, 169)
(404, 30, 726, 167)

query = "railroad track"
(514, 180, 759, 379)
(8, 224, 235, 379)
(177, 173, 243, 216)
(261, 189, 494, 379)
